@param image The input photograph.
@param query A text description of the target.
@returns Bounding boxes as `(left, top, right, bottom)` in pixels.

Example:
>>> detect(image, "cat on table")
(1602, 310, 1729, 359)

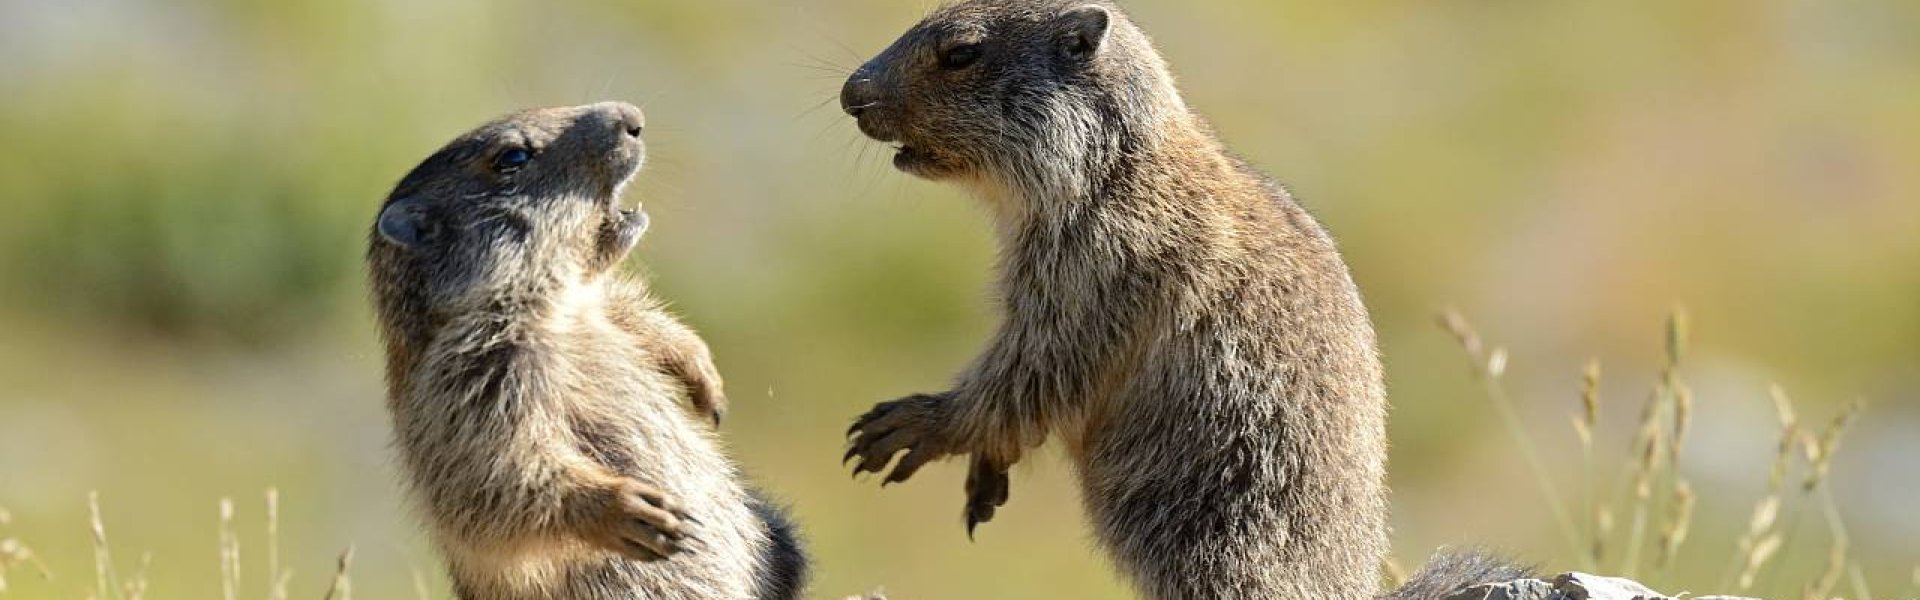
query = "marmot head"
(367, 102, 650, 315)
(841, 0, 1185, 195)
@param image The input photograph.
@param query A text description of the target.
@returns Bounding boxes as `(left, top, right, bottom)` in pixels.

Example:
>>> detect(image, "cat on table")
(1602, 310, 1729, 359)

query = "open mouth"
(607, 150, 645, 209)
(610, 151, 648, 238)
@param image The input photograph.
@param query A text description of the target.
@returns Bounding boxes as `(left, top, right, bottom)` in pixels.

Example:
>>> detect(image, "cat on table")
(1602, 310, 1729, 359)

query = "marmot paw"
(589, 479, 699, 562)
(844, 393, 954, 485)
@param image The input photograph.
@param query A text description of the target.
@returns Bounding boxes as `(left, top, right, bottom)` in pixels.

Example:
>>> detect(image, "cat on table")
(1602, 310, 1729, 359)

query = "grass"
(0, 310, 1906, 599)
(31, 490, 363, 600)
(1439, 308, 1891, 599)
(0, 507, 51, 593)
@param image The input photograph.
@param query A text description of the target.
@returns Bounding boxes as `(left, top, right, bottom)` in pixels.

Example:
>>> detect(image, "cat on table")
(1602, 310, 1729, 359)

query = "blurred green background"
(1, 0, 1916, 598)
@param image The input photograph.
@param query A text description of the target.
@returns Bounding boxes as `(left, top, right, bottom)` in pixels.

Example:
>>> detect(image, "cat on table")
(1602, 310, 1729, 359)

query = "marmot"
(838, 2, 1524, 599)
(367, 102, 805, 600)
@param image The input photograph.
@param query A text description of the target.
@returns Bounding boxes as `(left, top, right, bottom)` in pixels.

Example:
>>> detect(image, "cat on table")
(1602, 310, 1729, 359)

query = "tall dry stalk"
(1574, 360, 1606, 567)
(1725, 384, 1799, 592)
(1803, 399, 1871, 600)
(0, 506, 51, 594)
(410, 562, 434, 600)
(323, 546, 355, 600)
(1621, 308, 1689, 579)
(122, 553, 150, 600)
(88, 492, 124, 600)
(1654, 478, 1695, 571)
(1438, 309, 1587, 569)
(268, 489, 280, 599)
(218, 498, 240, 600)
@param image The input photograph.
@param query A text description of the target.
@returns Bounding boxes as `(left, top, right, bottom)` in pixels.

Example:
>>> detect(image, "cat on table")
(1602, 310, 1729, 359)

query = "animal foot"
(587, 479, 698, 561)
(845, 393, 955, 485)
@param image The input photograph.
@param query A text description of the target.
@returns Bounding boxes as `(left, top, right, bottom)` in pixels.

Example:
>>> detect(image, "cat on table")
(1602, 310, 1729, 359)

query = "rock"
(1441, 572, 1761, 600)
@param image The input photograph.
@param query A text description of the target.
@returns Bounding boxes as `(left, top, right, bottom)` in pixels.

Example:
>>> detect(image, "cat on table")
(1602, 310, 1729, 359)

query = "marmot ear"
(1060, 5, 1112, 59)
(377, 196, 430, 249)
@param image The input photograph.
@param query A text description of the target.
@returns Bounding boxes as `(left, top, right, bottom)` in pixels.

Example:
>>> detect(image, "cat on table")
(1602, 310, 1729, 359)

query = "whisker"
(794, 95, 842, 121)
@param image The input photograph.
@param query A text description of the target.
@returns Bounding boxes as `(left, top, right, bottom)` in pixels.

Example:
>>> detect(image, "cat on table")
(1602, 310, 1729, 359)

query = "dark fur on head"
(841, 2, 1522, 599)
(371, 103, 647, 336)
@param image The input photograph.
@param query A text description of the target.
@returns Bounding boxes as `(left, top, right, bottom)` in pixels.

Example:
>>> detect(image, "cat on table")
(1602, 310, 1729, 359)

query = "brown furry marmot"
(367, 102, 805, 600)
(838, 2, 1524, 598)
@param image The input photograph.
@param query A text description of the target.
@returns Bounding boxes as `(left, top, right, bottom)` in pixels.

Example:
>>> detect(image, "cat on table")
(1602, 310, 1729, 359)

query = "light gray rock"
(1441, 572, 1761, 600)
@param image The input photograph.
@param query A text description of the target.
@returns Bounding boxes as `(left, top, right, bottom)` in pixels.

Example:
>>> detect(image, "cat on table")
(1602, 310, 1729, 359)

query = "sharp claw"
(883, 463, 915, 486)
(843, 445, 861, 465)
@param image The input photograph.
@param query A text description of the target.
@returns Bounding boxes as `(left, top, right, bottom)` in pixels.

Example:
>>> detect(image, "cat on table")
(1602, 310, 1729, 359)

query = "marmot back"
(366, 102, 805, 600)
(838, 2, 1523, 599)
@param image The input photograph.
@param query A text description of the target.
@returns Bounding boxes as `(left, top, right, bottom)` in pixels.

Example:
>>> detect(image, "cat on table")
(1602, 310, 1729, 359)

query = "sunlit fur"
(367, 103, 805, 600)
(842, 2, 1523, 599)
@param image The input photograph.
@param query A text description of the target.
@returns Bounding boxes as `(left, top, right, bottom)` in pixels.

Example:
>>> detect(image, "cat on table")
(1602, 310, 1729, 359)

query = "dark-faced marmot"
(838, 2, 1523, 598)
(367, 102, 805, 600)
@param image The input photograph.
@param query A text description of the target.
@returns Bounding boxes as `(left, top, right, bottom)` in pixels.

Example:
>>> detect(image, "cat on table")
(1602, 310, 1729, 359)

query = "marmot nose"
(594, 101, 646, 138)
(841, 68, 878, 118)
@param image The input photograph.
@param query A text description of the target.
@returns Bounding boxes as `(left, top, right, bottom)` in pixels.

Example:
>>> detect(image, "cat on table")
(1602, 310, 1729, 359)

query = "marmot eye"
(939, 44, 982, 70)
(495, 148, 532, 171)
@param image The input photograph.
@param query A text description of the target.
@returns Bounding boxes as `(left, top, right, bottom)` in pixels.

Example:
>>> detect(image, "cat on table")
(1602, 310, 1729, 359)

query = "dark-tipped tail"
(746, 488, 810, 600)
(1382, 549, 1532, 600)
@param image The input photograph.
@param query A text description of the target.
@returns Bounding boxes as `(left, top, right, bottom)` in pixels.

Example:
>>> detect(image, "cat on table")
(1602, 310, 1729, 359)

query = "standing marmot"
(367, 102, 805, 600)
(838, 2, 1523, 599)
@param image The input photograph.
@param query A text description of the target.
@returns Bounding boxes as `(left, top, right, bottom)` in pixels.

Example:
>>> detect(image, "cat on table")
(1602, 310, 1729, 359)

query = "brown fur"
(367, 102, 804, 600)
(840, 2, 1511, 598)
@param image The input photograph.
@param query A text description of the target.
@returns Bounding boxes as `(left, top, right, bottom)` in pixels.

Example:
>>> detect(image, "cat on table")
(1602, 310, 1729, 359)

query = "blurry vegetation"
(1442, 309, 1883, 598)
(0, 0, 1916, 598)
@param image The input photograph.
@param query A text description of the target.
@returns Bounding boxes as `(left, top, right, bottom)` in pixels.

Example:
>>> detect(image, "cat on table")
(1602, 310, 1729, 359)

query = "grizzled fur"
(841, 2, 1513, 599)
(367, 102, 804, 600)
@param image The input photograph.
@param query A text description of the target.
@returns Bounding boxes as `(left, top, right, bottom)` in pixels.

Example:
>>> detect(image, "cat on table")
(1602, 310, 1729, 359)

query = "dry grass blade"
(1738, 532, 1784, 590)
(1670, 383, 1693, 465)
(1623, 309, 1689, 578)
(324, 546, 355, 600)
(1655, 478, 1695, 570)
(1438, 310, 1484, 359)
(1592, 503, 1614, 566)
(1621, 399, 1665, 577)
(219, 498, 239, 600)
(1664, 308, 1688, 368)
(1803, 399, 1862, 493)
(89, 492, 124, 600)
(268, 488, 284, 600)
(411, 563, 433, 600)
(1436, 308, 1585, 569)
(1748, 496, 1781, 540)
(1803, 536, 1846, 600)
(1575, 361, 1602, 567)
(1575, 361, 1600, 451)
(1804, 399, 1872, 600)
(1769, 385, 1801, 488)
(1770, 384, 1799, 429)
(1723, 385, 1800, 591)
(122, 553, 150, 600)
(0, 505, 53, 594)
(1382, 556, 1407, 589)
